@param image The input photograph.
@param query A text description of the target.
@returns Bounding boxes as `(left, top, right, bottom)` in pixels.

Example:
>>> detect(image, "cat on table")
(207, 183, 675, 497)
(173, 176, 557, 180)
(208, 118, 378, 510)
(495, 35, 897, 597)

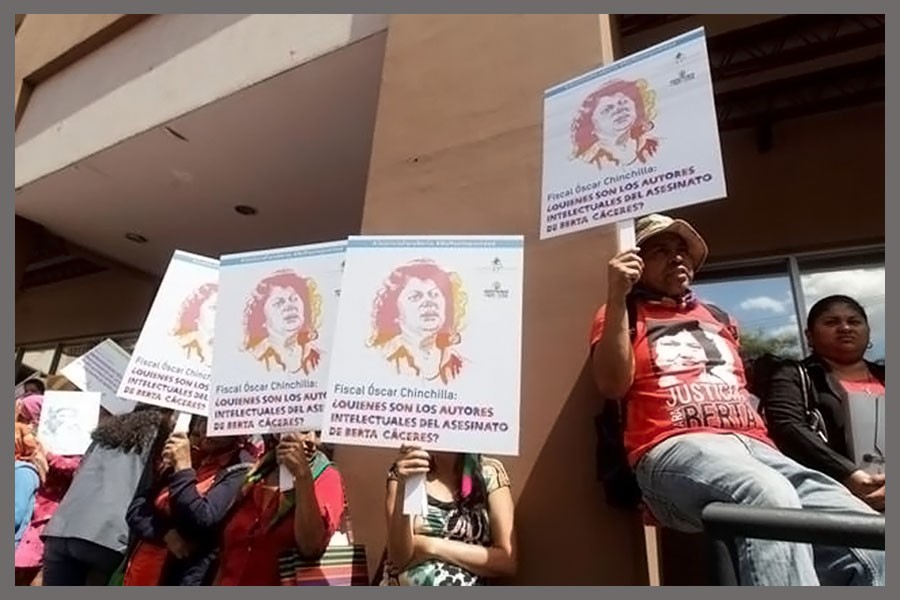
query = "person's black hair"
(23, 378, 45, 394)
(461, 455, 489, 509)
(429, 454, 488, 509)
(91, 404, 173, 454)
(806, 294, 868, 331)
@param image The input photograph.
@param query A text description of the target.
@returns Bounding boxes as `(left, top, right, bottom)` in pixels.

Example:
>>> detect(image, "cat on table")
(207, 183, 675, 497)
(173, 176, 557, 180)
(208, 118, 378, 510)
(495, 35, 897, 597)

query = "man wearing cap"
(590, 213, 884, 586)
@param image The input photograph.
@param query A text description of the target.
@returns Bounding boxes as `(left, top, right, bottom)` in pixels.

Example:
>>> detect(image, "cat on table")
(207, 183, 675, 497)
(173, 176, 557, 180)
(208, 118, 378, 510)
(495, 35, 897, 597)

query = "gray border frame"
(8, 3, 890, 591)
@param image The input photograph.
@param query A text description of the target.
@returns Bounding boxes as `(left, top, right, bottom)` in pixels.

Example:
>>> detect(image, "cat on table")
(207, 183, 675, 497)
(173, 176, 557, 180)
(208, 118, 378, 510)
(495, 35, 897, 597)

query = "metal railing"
(701, 502, 885, 585)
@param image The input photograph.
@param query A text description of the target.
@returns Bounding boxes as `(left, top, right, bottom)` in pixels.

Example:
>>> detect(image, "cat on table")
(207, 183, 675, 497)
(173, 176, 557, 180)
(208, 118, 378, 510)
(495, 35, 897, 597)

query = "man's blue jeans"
(634, 432, 884, 586)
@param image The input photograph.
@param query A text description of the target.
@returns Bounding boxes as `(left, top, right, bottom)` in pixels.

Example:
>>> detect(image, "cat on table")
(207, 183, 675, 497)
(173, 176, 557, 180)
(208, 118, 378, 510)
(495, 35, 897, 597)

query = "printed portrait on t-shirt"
(646, 319, 740, 389)
(644, 318, 763, 432)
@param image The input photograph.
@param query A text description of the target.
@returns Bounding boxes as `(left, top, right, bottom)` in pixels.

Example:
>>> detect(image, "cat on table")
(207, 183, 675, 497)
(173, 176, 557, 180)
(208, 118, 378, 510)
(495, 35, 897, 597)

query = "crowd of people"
(14, 213, 884, 586)
(14, 392, 516, 586)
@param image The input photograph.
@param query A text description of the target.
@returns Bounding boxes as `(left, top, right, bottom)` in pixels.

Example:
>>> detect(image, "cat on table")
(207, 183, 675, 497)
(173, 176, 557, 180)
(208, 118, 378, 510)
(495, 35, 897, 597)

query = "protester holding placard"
(212, 431, 345, 586)
(41, 406, 174, 586)
(15, 441, 82, 586)
(381, 448, 516, 586)
(764, 295, 886, 512)
(590, 213, 884, 585)
(122, 416, 253, 585)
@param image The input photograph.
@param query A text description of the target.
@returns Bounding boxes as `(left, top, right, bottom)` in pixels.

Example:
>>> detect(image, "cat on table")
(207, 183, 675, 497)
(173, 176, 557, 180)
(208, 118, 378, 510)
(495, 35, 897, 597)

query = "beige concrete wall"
(15, 14, 389, 188)
(336, 14, 648, 586)
(15, 14, 131, 81)
(14, 14, 146, 128)
(15, 269, 157, 345)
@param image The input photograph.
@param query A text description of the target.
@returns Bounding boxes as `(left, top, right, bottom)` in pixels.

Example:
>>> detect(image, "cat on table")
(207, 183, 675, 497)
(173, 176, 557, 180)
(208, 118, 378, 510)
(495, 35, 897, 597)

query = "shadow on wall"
(511, 359, 647, 585)
(16, 14, 252, 146)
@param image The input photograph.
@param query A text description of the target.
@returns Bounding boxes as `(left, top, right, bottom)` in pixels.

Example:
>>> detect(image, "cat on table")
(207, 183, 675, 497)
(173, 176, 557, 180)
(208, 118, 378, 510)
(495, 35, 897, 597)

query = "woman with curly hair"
(243, 269, 321, 375)
(41, 405, 174, 586)
(370, 260, 466, 385)
(122, 416, 253, 585)
(571, 78, 659, 169)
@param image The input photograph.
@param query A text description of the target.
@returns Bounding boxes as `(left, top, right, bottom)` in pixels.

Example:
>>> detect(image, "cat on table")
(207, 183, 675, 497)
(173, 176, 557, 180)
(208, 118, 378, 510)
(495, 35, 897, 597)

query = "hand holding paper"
(403, 473, 428, 516)
(173, 411, 192, 434)
(276, 433, 313, 491)
(393, 446, 431, 516)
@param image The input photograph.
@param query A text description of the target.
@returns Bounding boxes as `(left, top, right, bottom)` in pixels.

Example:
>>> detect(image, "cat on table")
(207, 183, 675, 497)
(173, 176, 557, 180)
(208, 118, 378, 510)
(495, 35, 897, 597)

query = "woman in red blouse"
(213, 431, 345, 586)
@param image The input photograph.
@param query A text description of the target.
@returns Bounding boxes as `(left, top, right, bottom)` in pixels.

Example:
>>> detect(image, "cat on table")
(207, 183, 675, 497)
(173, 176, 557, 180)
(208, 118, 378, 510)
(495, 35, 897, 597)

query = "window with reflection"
(693, 262, 803, 363)
(692, 247, 884, 366)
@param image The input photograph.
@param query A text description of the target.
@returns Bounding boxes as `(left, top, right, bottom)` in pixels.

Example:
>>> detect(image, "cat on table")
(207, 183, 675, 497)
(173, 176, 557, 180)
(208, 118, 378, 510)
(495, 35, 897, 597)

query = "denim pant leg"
(634, 432, 819, 586)
(738, 435, 885, 586)
(42, 537, 92, 586)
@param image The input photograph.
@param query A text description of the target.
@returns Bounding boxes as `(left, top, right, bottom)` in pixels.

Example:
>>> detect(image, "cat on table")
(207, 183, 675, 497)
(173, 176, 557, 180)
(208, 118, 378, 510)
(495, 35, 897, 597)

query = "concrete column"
(342, 15, 644, 585)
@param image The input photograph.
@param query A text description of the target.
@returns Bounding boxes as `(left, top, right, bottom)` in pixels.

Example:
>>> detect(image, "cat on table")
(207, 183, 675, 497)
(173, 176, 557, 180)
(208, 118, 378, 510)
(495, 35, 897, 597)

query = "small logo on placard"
(670, 69, 696, 86)
(484, 280, 510, 299)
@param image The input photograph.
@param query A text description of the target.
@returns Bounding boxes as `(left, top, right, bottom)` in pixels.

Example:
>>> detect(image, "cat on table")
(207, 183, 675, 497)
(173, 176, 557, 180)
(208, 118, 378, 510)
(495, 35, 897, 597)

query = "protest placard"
(541, 27, 726, 239)
(323, 236, 523, 456)
(61, 339, 137, 415)
(117, 250, 219, 415)
(209, 241, 346, 436)
(37, 391, 102, 456)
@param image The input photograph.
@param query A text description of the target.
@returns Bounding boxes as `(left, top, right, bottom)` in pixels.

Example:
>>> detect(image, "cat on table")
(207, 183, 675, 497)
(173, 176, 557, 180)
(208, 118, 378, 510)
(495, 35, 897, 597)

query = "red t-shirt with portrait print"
(590, 300, 773, 466)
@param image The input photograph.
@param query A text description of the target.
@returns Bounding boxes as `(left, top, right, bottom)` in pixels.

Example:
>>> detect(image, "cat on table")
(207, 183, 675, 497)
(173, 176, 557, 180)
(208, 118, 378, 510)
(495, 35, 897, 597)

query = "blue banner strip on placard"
(172, 251, 218, 268)
(220, 243, 347, 266)
(347, 237, 524, 249)
(544, 27, 705, 98)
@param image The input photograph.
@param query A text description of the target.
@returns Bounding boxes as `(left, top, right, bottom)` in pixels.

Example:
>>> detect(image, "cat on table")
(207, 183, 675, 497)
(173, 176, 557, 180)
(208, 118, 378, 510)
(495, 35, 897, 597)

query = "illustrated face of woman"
(653, 330, 707, 374)
(808, 303, 870, 360)
(397, 277, 447, 337)
(198, 292, 218, 341)
(51, 407, 81, 437)
(264, 285, 305, 337)
(592, 92, 637, 137)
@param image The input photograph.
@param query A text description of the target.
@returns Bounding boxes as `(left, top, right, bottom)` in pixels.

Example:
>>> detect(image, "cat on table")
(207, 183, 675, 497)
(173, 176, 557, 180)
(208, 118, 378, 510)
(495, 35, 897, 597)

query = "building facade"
(14, 14, 885, 584)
